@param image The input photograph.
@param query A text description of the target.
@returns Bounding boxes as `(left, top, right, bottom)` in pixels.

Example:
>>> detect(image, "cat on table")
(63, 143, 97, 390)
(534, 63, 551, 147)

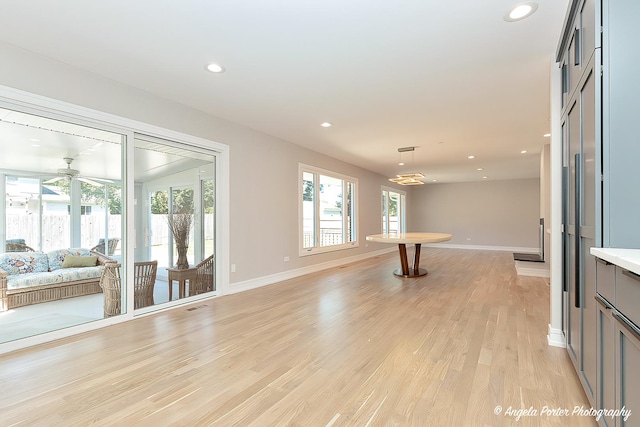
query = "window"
(300, 164, 357, 255)
(382, 187, 406, 234)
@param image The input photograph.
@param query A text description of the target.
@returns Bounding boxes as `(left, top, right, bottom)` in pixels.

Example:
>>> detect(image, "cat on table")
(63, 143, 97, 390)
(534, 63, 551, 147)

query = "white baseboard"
(228, 247, 396, 294)
(547, 324, 566, 348)
(423, 243, 539, 253)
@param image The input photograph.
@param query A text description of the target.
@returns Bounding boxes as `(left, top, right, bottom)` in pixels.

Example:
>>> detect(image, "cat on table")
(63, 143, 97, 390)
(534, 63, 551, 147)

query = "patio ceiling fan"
(44, 157, 113, 187)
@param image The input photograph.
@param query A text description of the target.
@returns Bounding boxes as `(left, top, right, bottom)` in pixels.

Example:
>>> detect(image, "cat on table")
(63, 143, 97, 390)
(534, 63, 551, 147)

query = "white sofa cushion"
(0, 252, 49, 276)
(6, 271, 63, 290)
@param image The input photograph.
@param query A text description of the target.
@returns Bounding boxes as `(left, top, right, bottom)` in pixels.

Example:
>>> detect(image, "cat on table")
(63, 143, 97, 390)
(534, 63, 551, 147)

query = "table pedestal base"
(395, 243, 428, 278)
(393, 267, 428, 278)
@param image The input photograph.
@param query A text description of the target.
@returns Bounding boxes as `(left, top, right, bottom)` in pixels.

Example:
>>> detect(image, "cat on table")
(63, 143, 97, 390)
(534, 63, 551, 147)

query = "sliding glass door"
(0, 106, 125, 343)
(134, 135, 216, 309)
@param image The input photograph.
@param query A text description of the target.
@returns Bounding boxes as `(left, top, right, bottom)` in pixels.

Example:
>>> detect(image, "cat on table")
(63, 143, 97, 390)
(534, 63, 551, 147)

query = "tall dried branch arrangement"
(167, 213, 193, 248)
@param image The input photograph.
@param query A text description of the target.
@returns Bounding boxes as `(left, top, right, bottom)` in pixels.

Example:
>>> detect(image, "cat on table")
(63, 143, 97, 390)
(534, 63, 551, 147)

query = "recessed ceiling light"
(321, 122, 332, 128)
(477, 168, 484, 171)
(544, 133, 551, 137)
(483, 176, 488, 179)
(504, 2, 538, 22)
(30, 138, 40, 142)
(432, 179, 437, 182)
(468, 155, 476, 159)
(521, 150, 528, 154)
(206, 63, 225, 73)
(398, 162, 405, 166)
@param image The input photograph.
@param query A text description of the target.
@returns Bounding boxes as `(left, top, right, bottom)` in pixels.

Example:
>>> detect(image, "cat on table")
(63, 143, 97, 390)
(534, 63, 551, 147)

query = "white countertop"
(591, 248, 640, 275)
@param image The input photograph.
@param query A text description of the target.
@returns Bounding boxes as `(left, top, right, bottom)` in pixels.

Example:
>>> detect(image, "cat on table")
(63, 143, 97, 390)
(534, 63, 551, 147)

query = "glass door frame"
(0, 84, 230, 354)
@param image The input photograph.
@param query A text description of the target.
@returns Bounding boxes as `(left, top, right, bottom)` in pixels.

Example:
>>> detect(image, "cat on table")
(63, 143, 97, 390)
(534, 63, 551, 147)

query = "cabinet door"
(596, 296, 615, 427)
(566, 97, 581, 368)
(580, 0, 598, 63)
(614, 312, 640, 427)
(580, 68, 598, 400)
(568, 26, 582, 96)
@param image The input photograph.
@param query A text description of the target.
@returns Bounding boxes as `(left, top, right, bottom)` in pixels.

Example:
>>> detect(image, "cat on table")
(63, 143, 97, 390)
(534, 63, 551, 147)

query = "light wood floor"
(0, 248, 594, 426)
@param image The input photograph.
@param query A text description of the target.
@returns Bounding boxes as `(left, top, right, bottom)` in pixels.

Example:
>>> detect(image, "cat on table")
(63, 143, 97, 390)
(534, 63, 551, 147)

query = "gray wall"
(409, 178, 540, 248)
(0, 43, 403, 285)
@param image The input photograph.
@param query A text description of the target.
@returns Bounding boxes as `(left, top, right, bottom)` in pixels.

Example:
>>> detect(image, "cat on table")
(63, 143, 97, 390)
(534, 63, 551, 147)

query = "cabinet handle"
(594, 294, 613, 310)
(622, 269, 640, 282)
(574, 153, 581, 309)
(574, 28, 581, 66)
(596, 257, 613, 266)
(612, 311, 640, 341)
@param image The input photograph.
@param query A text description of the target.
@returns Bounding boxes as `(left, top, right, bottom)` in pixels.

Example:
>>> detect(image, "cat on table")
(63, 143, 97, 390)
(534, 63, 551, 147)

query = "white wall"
(409, 178, 540, 249)
(0, 43, 404, 285)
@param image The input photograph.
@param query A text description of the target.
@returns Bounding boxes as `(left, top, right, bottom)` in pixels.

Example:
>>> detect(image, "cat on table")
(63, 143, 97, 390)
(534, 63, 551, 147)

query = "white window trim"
(299, 163, 358, 257)
(381, 186, 406, 234)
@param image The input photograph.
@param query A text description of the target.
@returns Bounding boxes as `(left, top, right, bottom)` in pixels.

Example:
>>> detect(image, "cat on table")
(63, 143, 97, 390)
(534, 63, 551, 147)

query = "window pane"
(319, 175, 343, 247)
(150, 190, 170, 269)
(382, 191, 389, 234)
(389, 192, 399, 234)
(107, 185, 122, 257)
(5, 177, 41, 251)
(171, 188, 195, 267)
(302, 172, 315, 248)
(346, 181, 356, 242)
(202, 179, 215, 259)
(42, 181, 71, 252)
(80, 181, 106, 250)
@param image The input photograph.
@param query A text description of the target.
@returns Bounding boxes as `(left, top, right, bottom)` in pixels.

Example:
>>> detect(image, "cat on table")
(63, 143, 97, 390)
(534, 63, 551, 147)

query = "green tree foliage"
(150, 190, 169, 214)
(303, 179, 313, 202)
(54, 180, 122, 214)
(150, 185, 214, 215)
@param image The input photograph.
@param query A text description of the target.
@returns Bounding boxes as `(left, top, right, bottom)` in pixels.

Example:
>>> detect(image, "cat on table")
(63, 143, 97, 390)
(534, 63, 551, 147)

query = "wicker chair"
(91, 238, 120, 256)
(99, 260, 158, 317)
(5, 239, 35, 252)
(191, 255, 215, 296)
(133, 261, 157, 309)
(99, 263, 122, 317)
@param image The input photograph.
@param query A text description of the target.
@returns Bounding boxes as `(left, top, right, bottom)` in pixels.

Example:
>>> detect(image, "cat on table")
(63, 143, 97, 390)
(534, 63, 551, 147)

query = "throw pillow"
(61, 255, 98, 268)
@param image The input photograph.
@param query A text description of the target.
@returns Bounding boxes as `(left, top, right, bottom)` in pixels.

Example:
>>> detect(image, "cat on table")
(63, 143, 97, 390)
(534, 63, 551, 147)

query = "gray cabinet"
(559, 0, 640, 415)
(596, 294, 615, 427)
(614, 313, 640, 427)
(594, 260, 640, 427)
(559, 0, 600, 405)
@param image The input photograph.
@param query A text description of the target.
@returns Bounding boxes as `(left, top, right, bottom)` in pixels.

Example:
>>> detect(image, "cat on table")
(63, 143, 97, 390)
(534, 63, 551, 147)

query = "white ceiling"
(0, 0, 568, 183)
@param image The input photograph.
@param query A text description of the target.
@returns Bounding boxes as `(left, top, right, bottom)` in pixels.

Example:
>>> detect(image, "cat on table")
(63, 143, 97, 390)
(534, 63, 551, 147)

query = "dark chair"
(191, 255, 215, 296)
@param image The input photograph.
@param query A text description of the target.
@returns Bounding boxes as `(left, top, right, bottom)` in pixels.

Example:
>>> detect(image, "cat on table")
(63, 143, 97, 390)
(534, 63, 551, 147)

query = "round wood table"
(366, 232, 452, 278)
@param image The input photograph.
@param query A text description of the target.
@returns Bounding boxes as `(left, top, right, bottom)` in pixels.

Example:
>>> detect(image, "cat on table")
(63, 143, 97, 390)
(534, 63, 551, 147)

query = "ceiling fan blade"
(78, 177, 104, 187)
(44, 177, 64, 184)
(84, 176, 114, 183)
